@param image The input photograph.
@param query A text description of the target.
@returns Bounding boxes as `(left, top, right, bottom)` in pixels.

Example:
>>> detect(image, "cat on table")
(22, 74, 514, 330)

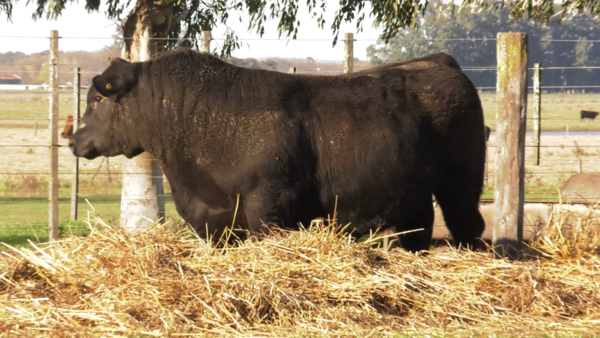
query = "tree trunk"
(119, 0, 171, 230)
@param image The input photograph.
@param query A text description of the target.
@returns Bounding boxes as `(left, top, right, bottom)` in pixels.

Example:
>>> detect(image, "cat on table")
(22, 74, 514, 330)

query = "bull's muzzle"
(68, 138, 78, 156)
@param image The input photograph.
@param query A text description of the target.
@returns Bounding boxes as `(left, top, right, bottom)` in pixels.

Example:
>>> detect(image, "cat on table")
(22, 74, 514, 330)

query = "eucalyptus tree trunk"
(119, 0, 171, 230)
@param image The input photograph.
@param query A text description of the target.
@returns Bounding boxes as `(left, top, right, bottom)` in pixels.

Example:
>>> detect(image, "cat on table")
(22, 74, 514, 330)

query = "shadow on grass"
(0, 220, 93, 249)
(0, 195, 180, 249)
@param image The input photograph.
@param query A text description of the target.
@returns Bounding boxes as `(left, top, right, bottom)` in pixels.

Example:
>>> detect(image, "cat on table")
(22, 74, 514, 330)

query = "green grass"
(481, 184, 560, 201)
(0, 195, 180, 249)
(0, 176, 172, 198)
(0, 220, 91, 250)
(0, 185, 561, 249)
(0, 90, 84, 128)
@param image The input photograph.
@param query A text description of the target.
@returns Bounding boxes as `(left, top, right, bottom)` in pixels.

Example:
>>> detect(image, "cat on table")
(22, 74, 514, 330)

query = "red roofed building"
(0, 75, 22, 84)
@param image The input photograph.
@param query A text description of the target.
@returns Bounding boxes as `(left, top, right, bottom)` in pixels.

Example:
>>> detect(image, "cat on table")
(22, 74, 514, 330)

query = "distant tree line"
(367, 3, 600, 91)
(224, 57, 278, 70)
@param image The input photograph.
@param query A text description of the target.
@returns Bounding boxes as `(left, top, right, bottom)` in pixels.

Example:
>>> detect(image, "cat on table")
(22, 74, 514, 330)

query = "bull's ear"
(92, 75, 125, 97)
(93, 58, 139, 97)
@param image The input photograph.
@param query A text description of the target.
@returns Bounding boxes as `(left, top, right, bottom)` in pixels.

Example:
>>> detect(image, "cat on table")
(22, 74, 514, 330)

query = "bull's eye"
(94, 95, 103, 102)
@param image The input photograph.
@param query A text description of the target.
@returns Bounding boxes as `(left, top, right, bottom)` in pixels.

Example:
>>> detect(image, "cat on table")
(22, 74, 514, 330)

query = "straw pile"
(1, 207, 599, 337)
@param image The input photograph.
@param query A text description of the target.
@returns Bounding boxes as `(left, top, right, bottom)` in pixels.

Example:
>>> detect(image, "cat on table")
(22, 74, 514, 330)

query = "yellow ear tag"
(106, 83, 112, 90)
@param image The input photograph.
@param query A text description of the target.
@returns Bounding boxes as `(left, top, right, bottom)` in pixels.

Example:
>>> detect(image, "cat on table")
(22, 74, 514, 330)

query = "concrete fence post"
(493, 32, 528, 258)
(48, 30, 59, 242)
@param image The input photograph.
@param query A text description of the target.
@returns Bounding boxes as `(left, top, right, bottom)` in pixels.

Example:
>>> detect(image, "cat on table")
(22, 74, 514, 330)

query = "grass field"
(0, 90, 81, 129)
(2, 91, 600, 130)
(480, 93, 600, 131)
(1, 91, 600, 248)
(0, 194, 181, 247)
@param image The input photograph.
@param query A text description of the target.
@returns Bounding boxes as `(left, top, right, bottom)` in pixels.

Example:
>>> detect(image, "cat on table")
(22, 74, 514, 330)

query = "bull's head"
(68, 58, 143, 159)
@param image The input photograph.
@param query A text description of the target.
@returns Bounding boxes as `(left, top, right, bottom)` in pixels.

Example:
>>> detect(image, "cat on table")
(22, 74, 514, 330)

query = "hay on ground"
(0, 208, 599, 337)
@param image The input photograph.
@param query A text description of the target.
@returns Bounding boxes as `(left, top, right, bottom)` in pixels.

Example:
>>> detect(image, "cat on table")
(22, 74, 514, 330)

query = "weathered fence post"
(532, 63, 541, 166)
(344, 33, 354, 74)
(493, 32, 528, 258)
(200, 31, 211, 53)
(48, 30, 59, 241)
(71, 67, 80, 221)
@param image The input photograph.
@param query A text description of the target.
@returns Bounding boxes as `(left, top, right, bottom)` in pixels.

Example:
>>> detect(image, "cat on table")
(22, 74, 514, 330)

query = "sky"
(0, 1, 385, 61)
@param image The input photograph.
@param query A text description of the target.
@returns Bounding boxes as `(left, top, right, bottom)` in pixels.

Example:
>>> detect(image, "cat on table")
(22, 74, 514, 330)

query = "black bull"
(69, 49, 486, 252)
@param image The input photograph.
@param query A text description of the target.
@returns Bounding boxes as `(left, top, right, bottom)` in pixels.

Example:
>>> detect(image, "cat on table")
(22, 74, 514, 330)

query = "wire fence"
(1, 34, 600, 246)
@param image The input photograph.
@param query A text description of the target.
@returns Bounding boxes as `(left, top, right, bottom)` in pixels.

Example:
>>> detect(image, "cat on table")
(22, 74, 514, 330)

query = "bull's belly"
(321, 186, 433, 238)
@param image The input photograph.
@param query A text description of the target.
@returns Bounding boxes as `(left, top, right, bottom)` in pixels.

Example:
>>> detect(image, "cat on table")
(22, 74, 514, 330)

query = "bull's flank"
(1, 205, 599, 337)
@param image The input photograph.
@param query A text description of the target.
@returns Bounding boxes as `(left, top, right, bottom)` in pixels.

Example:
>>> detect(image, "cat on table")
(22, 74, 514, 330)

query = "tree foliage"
(224, 56, 278, 70)
(2, 0, 600, 56)
(367, 3, 600, 90)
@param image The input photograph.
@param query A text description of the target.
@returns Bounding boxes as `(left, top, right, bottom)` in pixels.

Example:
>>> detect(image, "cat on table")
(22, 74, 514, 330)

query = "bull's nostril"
(68, 139, 77, 155)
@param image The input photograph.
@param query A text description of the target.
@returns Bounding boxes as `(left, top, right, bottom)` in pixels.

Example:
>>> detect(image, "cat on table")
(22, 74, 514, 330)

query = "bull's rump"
(293, 66, 484, 223)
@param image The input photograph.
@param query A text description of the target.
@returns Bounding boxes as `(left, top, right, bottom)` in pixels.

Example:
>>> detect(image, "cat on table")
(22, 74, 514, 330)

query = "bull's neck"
(142, 77, 240, 165)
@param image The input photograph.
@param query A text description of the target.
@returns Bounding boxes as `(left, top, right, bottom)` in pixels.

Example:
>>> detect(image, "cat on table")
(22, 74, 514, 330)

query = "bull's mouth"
(68, 138, 101, 160)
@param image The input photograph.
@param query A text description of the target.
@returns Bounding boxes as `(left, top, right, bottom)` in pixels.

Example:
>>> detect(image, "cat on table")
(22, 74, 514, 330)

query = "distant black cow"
(580, 110, 599, 121)
(69, 50, 486, 252)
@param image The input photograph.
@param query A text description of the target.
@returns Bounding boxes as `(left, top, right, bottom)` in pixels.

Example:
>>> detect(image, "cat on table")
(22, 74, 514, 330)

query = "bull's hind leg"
(395, 197, 435, 252)
(434, 177, 485, 249)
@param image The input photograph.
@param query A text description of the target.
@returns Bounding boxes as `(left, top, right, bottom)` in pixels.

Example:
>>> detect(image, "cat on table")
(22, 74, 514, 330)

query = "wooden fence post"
(201, 31, 211, 53)
(289, 67, 296, 74)
(532, 63, 542, 166)
(48, 30, 59, 242)
(344, 33, 354, 74)
(493, 32, 528, 258)
(71, 67, 80, 221)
